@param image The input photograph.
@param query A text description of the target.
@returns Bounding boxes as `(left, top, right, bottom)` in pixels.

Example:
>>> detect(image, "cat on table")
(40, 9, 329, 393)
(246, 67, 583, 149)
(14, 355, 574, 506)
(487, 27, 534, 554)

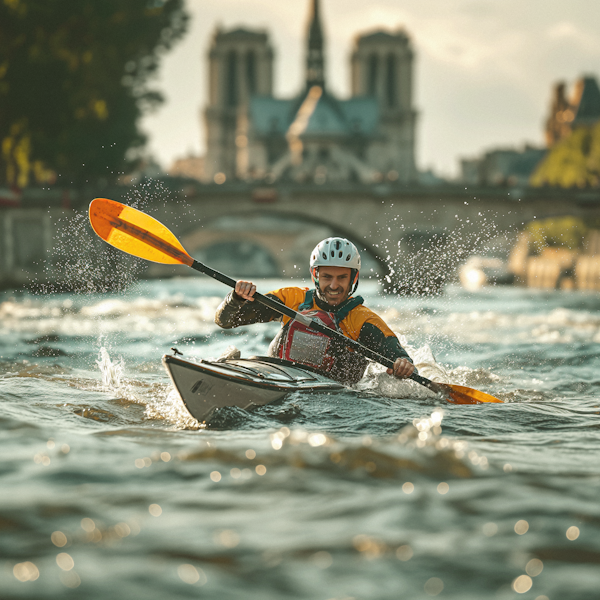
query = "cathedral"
(203, 0, 417, 185)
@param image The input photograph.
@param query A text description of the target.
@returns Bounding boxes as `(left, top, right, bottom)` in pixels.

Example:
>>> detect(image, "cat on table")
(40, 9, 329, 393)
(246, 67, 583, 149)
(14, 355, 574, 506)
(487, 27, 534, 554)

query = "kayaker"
(215, 237, 415, 385)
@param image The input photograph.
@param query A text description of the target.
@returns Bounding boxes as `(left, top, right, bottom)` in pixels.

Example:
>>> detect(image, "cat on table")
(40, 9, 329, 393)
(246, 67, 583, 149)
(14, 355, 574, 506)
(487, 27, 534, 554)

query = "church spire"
(306, 0, 325, 90)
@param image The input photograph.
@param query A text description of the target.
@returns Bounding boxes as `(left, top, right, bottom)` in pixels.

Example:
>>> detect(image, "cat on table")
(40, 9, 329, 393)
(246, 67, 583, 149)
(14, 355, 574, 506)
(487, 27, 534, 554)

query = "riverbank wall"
(0, 206, 143, 293)
(1, 208, 58, 290)
(510, 231, 600, 291)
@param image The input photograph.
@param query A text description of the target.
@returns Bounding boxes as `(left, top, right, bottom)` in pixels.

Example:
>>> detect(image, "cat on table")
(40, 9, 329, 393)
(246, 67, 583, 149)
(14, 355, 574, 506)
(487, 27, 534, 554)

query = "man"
(215, 237, 415, 384)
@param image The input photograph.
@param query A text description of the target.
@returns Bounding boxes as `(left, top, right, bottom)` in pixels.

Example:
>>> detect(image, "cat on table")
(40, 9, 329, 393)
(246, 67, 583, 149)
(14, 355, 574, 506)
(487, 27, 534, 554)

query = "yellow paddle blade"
(89, 198, 193, 266)
(445, 384, 503, 405)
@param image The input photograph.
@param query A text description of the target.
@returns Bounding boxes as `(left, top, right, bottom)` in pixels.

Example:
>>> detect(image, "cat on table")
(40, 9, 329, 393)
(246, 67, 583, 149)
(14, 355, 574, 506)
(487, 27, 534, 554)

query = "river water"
(1, 277, 599, 600)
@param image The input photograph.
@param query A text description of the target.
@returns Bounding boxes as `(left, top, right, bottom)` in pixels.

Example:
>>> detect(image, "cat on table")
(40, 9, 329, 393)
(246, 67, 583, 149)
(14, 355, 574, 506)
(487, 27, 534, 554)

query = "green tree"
(525, 216, 587, 254)
(530, 123, 600, 188)
(0, 0, 188, 188)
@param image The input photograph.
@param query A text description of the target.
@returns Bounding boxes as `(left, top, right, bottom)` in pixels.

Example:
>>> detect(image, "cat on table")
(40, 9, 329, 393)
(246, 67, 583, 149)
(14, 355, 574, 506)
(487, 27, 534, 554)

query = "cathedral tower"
(306, 0, 325, 91)
(204, 28, 273, 181)
(351, 31, 417, 181)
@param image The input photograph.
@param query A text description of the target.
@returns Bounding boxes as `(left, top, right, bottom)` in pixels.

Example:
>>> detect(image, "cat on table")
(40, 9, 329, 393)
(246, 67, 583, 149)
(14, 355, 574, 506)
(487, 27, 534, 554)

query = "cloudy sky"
(141, 0, 600, 178)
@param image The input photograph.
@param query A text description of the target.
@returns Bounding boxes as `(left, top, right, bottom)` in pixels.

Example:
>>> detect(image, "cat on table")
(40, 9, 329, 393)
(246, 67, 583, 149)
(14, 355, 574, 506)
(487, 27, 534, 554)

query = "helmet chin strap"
(350, 268, 359, 295)
(311, 268, 327, 303)
(310, 267, 319, 288)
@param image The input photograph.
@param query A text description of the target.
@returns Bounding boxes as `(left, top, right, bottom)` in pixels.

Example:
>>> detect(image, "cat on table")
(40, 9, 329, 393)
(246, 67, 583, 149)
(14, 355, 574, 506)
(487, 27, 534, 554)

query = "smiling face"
(316, 266, 353, 306)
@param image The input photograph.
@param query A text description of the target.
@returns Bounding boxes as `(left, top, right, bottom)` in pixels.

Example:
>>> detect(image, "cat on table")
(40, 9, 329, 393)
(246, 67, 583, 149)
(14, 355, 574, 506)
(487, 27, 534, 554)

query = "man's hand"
(235, 280, 256, 301)
(387, 358, 415, 379)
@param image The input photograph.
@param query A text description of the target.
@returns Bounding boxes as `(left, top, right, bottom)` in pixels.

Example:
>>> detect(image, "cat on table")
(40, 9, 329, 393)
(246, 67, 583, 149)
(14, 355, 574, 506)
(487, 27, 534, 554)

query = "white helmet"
(310, 237, 361, 270)
(310, 237, 361, 296)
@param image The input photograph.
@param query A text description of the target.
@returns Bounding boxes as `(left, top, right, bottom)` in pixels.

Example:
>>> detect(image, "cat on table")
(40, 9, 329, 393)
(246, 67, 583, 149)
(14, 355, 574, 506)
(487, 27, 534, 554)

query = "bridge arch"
(178, 208, 389, 280)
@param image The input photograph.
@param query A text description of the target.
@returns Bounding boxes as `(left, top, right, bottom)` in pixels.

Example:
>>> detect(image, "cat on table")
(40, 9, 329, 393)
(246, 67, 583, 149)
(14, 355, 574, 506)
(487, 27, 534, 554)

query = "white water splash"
(96, 347, 124, 389)
(95, 346, 201, 430)
(144, 388, 203, 431)
(401, 336, 451, 383)
(0, 295, 221, 336)
(358, 337, 454, 399)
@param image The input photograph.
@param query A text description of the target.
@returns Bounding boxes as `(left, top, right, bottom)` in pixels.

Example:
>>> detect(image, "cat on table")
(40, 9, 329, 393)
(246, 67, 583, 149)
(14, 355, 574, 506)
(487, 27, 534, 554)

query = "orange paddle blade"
(444, 384, 503, 405)
(89, 198, 193, 266)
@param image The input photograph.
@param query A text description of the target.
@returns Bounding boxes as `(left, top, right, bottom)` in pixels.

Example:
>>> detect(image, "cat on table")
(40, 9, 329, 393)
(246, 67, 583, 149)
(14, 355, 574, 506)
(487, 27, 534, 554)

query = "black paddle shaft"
(190, 260, 446, 396)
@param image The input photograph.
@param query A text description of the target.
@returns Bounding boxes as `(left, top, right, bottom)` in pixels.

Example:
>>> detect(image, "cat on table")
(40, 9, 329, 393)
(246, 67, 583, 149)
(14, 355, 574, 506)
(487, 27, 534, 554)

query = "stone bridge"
(2, 182, 600, 293)
(141, 182, 600, 293)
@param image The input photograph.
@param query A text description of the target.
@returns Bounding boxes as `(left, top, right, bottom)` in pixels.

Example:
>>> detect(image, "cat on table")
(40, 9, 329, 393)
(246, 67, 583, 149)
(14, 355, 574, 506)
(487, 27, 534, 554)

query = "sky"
(140, 0, 600, 178)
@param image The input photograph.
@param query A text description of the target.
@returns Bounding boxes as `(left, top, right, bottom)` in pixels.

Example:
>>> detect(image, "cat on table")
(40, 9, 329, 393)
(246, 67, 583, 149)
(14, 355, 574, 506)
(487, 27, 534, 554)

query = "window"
(386, 53, 396, 107)
(246, 51, 256, 95)
(226, 50, 238, 106)
(368, 54, 378, 96)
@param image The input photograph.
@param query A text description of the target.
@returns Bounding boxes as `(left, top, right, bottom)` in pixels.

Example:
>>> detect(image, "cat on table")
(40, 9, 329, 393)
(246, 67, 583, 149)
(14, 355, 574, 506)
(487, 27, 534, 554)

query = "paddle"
(89, 198, 503, 405)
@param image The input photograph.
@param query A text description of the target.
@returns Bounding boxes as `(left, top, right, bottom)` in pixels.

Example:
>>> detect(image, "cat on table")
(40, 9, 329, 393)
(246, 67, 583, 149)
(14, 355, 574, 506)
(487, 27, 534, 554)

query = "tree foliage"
(0, 0, 188, 188)
(530, 123, 600, 188)
(525, 216, 587, 253)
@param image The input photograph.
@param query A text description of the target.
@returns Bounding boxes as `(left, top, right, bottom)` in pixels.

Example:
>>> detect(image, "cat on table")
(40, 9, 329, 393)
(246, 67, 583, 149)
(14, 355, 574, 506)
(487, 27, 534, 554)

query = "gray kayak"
(162, 353, 345, 424)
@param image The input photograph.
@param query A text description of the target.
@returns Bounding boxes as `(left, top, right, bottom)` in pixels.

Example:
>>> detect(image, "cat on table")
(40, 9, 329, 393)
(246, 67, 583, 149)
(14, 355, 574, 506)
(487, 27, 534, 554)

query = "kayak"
(162, 353, 345, 424)
(90, 199, 504, 407)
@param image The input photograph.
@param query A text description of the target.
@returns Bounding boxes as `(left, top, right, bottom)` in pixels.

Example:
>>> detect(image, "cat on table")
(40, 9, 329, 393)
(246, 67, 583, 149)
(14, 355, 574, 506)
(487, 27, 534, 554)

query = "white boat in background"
(459, 256, 515, 290)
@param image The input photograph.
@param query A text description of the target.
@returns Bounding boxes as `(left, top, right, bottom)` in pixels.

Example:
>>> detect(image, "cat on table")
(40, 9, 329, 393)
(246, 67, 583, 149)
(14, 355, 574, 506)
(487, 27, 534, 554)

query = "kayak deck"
(163, 354, 344, 424)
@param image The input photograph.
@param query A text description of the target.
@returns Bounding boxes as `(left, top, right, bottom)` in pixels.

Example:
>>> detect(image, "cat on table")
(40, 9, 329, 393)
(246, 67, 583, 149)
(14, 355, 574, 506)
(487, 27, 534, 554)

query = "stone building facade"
(545, 76, 600, 147)
(203, 0, 417, 185)
(204, 29, 274, 180)
(460, 75, 600, 187)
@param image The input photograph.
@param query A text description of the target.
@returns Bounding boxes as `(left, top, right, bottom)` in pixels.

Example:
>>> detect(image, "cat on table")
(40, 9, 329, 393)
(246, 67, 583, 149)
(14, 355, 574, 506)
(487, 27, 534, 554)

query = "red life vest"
(277, 310, 340, 372)
(269, 306, 368, 384)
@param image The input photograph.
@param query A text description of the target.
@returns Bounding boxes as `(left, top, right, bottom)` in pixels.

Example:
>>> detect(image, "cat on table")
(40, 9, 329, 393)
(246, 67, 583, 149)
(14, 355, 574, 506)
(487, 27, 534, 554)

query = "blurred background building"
(545, 76, 600, 146)
(168, 154, 205, 180)
(460, 145, 547, 188)
(201, 0, 417, 185)
(460, 75, 600, 188)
